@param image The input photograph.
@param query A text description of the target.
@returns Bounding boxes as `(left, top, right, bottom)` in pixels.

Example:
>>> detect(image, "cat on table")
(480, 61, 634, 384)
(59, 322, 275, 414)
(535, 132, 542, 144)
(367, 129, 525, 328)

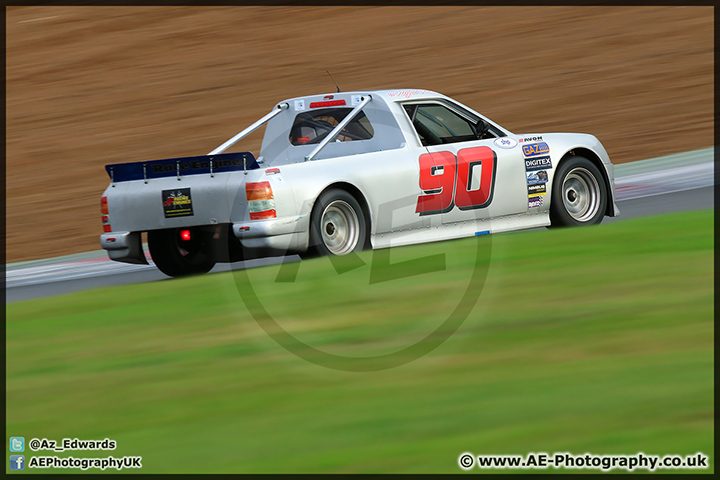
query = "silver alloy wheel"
(320, 200, 360, 255)
(562, 167, 601, 222)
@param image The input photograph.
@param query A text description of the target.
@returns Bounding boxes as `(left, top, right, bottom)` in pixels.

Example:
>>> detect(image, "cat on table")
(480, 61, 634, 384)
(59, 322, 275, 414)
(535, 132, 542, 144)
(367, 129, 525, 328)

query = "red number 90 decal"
(416, 146, 497, 215)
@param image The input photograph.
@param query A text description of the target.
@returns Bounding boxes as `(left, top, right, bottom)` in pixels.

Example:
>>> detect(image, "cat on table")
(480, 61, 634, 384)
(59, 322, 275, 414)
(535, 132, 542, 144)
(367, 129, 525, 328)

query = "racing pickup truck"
(100, 89, 619, 277)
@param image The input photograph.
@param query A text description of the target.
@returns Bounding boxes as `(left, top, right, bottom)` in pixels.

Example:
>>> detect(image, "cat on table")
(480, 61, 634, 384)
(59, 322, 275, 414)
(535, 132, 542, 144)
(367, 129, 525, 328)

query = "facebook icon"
(10, 455, 25, 470)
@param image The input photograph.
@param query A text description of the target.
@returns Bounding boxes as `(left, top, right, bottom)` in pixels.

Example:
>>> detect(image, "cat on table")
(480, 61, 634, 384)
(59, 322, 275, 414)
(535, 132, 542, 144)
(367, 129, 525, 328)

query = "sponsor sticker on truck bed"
(162, 188, 194, 218)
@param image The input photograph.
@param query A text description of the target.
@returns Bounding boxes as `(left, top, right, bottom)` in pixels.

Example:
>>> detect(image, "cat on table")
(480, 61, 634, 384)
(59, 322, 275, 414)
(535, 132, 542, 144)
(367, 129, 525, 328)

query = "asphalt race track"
(6, 148, 713, 303)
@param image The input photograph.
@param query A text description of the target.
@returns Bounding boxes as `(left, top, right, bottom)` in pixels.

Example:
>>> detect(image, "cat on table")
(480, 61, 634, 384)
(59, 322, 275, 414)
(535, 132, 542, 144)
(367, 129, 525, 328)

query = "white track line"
(614, 161, 713, 201)
(6, 256, 156, 288)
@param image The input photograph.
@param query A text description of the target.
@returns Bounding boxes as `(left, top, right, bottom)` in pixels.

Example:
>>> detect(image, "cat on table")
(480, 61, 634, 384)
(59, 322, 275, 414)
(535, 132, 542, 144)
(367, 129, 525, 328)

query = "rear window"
(289, 108, 374, 146)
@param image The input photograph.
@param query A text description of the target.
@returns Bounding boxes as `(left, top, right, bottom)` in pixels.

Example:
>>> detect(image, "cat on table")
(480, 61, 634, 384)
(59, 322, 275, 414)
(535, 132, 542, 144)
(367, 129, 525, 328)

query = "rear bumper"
(100, 231, 148, 265)
(233, 215, 309, 252)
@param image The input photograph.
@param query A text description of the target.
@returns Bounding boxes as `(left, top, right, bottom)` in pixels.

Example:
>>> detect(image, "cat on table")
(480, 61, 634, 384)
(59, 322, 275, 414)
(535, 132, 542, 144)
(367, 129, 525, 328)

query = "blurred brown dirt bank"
(5, 6, 713, 262)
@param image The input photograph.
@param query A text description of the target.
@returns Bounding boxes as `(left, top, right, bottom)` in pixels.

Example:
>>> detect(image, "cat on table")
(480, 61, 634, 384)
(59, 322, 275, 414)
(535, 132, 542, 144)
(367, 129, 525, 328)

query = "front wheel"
(303, 189, 368, 258)
(549, 156, 608, 227)
(148, 227, 216, 277)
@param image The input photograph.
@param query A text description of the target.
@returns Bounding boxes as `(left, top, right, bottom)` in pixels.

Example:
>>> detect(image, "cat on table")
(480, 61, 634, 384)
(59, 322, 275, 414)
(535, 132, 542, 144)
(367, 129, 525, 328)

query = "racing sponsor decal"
(493, 137, 517, 149)
(522, 142, 550, 157)
(528, 196, 543, 208)
(108, 153, 261, 183)
(162, 188, 194, 218)
(294, 99, 305, 111)
(351, 95, 363, 105)
(526, 170, 548, 184)
(527, 183, 547, 197)
(266, 167, 284, 183)
(387, 89, 433, 99)
(519, 135, 543, 143)
(416, 146, 497, 215)
(525, 155, 553, 171)
(150, 157, 246, 174)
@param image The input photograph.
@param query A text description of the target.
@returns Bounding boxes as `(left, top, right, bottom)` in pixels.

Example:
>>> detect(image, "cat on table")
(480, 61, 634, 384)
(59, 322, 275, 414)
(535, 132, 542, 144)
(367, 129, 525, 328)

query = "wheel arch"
(556, 147, 614, 217)
(313, 181, 373, 249)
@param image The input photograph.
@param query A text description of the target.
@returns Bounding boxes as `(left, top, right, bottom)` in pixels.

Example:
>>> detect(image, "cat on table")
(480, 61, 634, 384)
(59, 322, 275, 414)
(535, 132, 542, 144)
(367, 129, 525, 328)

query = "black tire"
(549, 156, 608, 227)
(148, 227, 216, 277)
(302, 189, 368, 258)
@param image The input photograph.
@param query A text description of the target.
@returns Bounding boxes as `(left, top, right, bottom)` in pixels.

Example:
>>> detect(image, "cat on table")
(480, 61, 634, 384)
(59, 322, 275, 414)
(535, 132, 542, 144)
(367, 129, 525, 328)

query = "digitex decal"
(528, 196, 543, 208)
(493, 137, 517, 149)
(162, 188, 194, 218)
(527, 183, 547, 197)
(522, 142, 550, 157)
(526, 170, 548, 184)
(525, 155, 553, 171)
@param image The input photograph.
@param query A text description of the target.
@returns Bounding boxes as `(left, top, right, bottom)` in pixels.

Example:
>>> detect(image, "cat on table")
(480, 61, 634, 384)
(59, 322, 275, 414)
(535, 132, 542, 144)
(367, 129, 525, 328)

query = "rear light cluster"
(101, 196, 111, 232)
(246, 181, 276, 220)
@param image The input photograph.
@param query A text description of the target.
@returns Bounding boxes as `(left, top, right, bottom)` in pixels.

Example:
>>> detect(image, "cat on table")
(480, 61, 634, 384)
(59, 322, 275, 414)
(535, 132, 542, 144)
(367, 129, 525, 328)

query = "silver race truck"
(100, 89, 618, 277)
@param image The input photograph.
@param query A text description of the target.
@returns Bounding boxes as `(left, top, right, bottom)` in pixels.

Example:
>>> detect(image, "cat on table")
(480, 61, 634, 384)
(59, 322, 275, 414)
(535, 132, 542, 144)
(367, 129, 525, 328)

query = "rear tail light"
(101, 196, 111, 232)
(180, 229, 192, 241)
(246, 181, 276, 220)
(309, 99, 346, 108)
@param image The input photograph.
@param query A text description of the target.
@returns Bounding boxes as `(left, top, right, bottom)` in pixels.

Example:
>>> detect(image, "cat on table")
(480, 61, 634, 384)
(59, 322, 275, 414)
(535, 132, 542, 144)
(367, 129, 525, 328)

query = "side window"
(404, 102, 504, 146)
(289, 108, 374, 146)
(420, 105, 475, 139)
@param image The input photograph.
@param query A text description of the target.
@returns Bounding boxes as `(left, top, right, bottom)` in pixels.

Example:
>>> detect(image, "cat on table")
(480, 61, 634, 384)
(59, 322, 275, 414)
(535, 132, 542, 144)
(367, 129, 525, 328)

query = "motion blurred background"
(5, 6, 713, 262)
(5, 6, 714, 474)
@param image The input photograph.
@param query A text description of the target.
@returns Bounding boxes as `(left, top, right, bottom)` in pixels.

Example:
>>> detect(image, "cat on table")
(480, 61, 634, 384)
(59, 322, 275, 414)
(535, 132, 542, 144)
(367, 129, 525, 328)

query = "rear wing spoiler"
(105, 152, 258, 184)
(105, 102, 288, 184)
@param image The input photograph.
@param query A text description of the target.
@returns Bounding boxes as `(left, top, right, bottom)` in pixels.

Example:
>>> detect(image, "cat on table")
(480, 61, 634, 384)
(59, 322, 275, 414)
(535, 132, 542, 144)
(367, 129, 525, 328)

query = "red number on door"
(416, 146, 497, 215)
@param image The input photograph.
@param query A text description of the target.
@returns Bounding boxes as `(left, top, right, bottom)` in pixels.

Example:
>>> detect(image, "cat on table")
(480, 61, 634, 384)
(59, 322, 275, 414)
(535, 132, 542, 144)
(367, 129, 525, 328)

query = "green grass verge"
(6, 210, 714, 473)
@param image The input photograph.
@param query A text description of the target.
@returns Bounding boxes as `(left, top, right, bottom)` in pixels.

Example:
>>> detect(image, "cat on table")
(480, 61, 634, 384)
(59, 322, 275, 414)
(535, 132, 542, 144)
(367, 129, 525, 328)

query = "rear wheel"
(303, 189, 368, 258)
(549, 156, 607, 227)
(148, 227, 216, 277)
